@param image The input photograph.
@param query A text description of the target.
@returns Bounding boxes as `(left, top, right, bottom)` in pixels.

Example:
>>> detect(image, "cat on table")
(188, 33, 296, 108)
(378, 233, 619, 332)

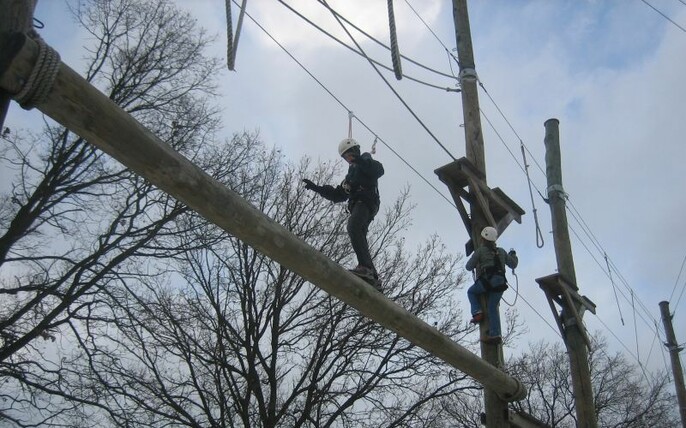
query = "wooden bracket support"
(435, 157, 525, 255)
(536, 273, 596, 349)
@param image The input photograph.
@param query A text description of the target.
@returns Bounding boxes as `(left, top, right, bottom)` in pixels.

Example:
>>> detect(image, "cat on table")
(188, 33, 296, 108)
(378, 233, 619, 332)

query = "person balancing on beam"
(302, 138, 384, 289)
(466, 226, 518, 344)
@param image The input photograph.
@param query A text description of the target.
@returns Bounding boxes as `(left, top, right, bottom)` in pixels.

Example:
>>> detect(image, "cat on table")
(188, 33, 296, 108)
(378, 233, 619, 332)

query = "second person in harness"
(466, 226, 518, 344)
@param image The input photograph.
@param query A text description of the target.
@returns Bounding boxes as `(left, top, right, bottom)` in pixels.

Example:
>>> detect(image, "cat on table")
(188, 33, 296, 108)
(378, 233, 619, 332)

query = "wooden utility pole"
(451, 1, 508, 426)
(0, 0, 37, 130)
(0, 25, 528, 401)
(540, 119, 597, 427)
(659, 301, 686, 427)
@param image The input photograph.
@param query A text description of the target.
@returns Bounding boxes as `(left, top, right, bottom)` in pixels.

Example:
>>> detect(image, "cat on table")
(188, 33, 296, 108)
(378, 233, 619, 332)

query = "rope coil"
(15, 33, 60, 110)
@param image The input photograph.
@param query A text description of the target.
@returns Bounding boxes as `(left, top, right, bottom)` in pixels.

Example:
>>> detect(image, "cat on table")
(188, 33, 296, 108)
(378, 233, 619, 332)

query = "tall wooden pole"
(543, 119, 597, 427)
(659, 301, 686, 427)
(0, 0, 37, 130)
(452, 1, 508, 426)
(0, 30, 527, 402)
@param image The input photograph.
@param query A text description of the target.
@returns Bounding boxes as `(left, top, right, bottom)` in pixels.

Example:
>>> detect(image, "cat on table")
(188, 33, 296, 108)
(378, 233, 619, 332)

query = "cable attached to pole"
(605, 252, 625, 326)
(387, 0, 402, 80)
(520, 143, 544, 248)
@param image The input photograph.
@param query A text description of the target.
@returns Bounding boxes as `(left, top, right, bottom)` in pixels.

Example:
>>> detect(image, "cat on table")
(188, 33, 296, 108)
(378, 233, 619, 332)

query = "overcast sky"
(13, 0, 686, 380)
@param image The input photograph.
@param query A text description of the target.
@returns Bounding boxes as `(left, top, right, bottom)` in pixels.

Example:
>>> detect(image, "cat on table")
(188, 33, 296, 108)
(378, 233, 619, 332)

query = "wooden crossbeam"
(0, 31, 527, 402)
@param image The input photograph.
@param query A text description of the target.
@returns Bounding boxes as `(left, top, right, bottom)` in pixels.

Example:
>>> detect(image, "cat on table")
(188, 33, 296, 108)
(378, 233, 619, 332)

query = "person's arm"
(302, 179, 348, 202)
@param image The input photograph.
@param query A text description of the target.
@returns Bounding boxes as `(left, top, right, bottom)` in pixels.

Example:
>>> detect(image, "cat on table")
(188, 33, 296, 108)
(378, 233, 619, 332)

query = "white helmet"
(338, 138, 360, 157)
(480, 226, 498, 242)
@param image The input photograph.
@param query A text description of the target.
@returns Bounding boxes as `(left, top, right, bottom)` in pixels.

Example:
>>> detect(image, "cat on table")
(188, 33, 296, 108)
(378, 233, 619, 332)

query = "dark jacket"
(317, 152, 384, 211)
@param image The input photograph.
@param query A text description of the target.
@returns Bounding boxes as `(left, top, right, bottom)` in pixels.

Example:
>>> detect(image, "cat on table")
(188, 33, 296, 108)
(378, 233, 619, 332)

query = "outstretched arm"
(302, 179, 348, 202)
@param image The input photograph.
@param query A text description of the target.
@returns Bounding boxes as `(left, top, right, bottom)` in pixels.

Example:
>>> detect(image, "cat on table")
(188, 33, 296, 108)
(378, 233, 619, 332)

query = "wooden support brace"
(445, 183, 472, 235)
(435, 158, 525, 254)
(0, 32, 528, 402)
(466, 175, 497, 227)
(557, 279, 592, 348)
(536, 273, 596, 349)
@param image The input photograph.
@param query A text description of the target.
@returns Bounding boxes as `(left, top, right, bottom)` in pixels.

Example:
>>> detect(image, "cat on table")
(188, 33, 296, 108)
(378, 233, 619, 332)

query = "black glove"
(508, 249, 516, 256)
(303, 179, 318, 191)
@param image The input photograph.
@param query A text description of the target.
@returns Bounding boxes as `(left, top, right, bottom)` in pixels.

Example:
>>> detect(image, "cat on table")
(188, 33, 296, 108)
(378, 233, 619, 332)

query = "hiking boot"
(469, 312, 484, 324)
(481, 335, 502, 345)
(349, 265, 375, 278)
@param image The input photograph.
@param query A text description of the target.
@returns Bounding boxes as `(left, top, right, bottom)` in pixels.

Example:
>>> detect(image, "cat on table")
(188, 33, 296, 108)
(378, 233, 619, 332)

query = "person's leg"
(467, 279, 486, 317)
(347, 202, 374, 270)
(486, 291, 504, 337)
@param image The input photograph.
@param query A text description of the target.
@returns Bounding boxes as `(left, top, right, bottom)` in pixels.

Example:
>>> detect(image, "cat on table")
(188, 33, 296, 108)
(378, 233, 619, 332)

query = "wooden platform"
(435, 157, 525, 254)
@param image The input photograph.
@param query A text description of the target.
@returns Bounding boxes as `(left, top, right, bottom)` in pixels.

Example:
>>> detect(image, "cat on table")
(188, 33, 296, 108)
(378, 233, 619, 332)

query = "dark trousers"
(347, 202, 377, 271)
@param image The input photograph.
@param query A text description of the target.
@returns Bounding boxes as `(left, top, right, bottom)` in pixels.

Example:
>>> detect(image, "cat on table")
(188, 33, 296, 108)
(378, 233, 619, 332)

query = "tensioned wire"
(276, 0, 460, 92)
(234, 2, 457, 210)
(402, 0, 671, 368)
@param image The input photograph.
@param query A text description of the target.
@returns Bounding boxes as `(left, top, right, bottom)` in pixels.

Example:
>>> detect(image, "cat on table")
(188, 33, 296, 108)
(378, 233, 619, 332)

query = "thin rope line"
(276, 0, 459, 91)
(640, 0, 686, 33)
(605, 252, 625, 326)
(631, 291, 642, 367)
(402, 0, 460, 67)
(520, 144, 544, 248)
(567, 222, 658, 334)
(319, 0, 457, 161)
(668, 252, 686, 302)
(313, 0, 458, 79)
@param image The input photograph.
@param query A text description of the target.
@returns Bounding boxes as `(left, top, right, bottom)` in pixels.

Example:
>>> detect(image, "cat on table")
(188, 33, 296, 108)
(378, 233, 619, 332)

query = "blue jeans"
(468, 275, 505, 337)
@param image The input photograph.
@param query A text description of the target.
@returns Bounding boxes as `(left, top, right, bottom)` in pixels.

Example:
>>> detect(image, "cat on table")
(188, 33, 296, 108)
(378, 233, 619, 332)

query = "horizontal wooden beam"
(0, 33, 527, 401)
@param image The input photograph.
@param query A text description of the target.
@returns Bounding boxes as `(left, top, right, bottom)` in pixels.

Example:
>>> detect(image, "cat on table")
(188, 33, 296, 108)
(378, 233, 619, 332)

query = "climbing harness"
(387, 0, 402, 80)
(520, 143, 545, 248)
(15, 31, 60, 110)
(225, 0, 248, 71)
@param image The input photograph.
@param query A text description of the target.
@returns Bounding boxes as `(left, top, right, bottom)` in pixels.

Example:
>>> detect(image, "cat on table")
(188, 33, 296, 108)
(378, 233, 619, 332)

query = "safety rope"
(605, 252, 625, 326)
(386, 0, 402, 80)
(519, 143, 544, 248)
(502, 268, 519, 307)
(227, 0, 248, 71)
(225, 0, 234, 71)
(15, 31, 61, 110)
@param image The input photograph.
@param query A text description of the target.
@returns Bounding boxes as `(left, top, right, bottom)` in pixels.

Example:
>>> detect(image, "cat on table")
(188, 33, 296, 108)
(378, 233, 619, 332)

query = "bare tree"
(50, 143, 478, 427)
(0, 0, 233, 425)
(1, 1, 485, 426)
(509, 336, 679, 427)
